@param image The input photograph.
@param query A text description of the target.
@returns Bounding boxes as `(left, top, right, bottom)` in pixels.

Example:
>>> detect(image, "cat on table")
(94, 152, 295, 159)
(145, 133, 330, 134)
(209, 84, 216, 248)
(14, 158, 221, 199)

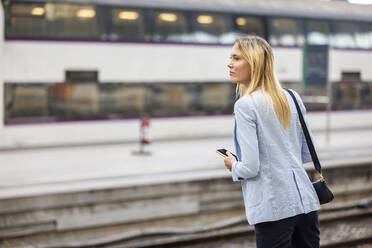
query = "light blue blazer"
(231, 89, 320, 225)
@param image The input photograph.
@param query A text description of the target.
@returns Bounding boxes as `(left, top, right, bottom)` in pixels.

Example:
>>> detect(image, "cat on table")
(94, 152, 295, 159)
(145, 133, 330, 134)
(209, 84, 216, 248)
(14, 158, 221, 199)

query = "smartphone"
(216, 149, 238, 160)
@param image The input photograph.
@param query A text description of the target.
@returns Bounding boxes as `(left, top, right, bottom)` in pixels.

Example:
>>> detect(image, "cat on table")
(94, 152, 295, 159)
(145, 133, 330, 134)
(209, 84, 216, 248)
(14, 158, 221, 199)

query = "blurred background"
(1, 0, 372, 247)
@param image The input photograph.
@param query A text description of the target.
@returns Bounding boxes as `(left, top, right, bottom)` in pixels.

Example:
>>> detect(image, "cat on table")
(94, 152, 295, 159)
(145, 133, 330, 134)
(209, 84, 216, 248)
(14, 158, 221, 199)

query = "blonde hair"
(235, 36, 291, 130)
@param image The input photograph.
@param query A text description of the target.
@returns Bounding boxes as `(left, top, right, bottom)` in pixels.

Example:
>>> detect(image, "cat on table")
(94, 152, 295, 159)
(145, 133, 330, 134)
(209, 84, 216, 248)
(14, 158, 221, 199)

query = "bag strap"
(284, 88, 322, 175)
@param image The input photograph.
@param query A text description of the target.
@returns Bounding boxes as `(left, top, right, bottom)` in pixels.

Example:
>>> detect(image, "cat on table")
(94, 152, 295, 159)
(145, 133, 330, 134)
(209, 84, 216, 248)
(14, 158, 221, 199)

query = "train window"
(147, 84, 190, 116)
(189, 13, 231, 44)
(5, 84, 50, 124)
(306, 20, 330, 45)
(151, 11, 189, 42)
(358, 23, 372, 49)
(99, 84, 145, 118)
(45, 3, 100, 40)
(48, 83, 100, 120)
(269, 18, 304, 46)
(232, 16, 265, 38)
(200, 84, 232, 114)
(109, 8, 145, 41)
(367, 24, 372, 48)
(331, 21, 369, 49)
(6, 3, 48, 38)
(48, 83, 146, 120)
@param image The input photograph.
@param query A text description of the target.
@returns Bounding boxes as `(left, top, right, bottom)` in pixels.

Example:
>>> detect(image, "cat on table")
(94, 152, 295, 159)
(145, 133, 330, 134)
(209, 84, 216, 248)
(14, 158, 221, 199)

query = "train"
(1, 0, 372, 148)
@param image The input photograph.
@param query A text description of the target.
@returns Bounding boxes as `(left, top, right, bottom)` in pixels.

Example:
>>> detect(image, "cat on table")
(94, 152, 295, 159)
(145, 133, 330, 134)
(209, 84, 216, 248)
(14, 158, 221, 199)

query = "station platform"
(1, 116, 372, 248)
(1, 124, 372, 200)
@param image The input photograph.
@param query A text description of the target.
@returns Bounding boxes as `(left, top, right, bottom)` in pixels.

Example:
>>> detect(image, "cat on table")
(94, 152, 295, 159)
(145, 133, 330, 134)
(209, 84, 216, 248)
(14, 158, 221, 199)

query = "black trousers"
(254, 211, 320, 248)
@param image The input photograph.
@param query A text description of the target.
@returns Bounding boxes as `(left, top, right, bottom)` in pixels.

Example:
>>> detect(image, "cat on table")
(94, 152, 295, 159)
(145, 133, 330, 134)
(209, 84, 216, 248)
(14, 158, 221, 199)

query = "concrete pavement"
(1, 124, 372, 199)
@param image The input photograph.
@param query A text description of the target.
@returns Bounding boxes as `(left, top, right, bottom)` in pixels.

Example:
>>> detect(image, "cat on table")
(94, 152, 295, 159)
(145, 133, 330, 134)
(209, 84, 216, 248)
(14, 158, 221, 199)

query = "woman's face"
(227, 43, 251, 86)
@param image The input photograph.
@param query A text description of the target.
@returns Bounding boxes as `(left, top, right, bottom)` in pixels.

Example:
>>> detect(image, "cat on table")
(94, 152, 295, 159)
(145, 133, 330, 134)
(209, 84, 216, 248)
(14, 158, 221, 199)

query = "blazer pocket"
(245, 178, 263, 208)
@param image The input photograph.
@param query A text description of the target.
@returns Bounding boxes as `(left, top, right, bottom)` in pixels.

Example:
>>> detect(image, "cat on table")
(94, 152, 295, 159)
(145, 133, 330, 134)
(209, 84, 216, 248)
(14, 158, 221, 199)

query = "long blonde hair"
(235, 36, 291, 130)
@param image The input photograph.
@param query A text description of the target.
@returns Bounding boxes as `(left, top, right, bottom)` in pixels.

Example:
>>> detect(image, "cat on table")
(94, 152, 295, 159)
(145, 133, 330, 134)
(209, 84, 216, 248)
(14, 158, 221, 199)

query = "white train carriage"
(1, 0, 372, 148)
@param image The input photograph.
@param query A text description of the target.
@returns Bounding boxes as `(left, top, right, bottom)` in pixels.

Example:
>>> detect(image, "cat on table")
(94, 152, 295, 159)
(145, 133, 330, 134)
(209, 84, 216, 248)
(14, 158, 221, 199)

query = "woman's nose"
(227, 62, 232, 69)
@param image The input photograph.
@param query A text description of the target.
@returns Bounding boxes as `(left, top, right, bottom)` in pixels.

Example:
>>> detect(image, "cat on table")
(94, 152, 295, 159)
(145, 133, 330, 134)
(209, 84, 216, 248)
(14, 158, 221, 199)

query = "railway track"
(1, 162, 371, 248)
(86, 203, 372, 248)
(2, 199, 372, 248)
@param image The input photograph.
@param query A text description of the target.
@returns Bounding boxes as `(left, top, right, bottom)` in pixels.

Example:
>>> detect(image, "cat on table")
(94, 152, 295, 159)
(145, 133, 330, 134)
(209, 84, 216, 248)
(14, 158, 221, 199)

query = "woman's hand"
(224, 152, 236, 172)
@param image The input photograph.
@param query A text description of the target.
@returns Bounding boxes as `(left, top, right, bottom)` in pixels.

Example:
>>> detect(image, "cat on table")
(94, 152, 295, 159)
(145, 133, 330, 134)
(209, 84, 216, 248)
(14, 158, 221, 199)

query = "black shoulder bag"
(284, 88, 334, 205)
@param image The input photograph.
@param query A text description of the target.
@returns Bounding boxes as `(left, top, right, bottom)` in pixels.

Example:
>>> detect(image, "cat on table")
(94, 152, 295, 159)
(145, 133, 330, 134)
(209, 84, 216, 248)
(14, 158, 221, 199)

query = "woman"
(224, 36, 320, 248)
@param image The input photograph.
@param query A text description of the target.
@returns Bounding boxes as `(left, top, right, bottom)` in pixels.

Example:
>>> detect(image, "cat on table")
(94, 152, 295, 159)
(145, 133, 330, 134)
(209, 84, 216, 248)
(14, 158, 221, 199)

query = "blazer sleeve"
(231, 100, 260, 181)
(293, 91, 313, 164)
